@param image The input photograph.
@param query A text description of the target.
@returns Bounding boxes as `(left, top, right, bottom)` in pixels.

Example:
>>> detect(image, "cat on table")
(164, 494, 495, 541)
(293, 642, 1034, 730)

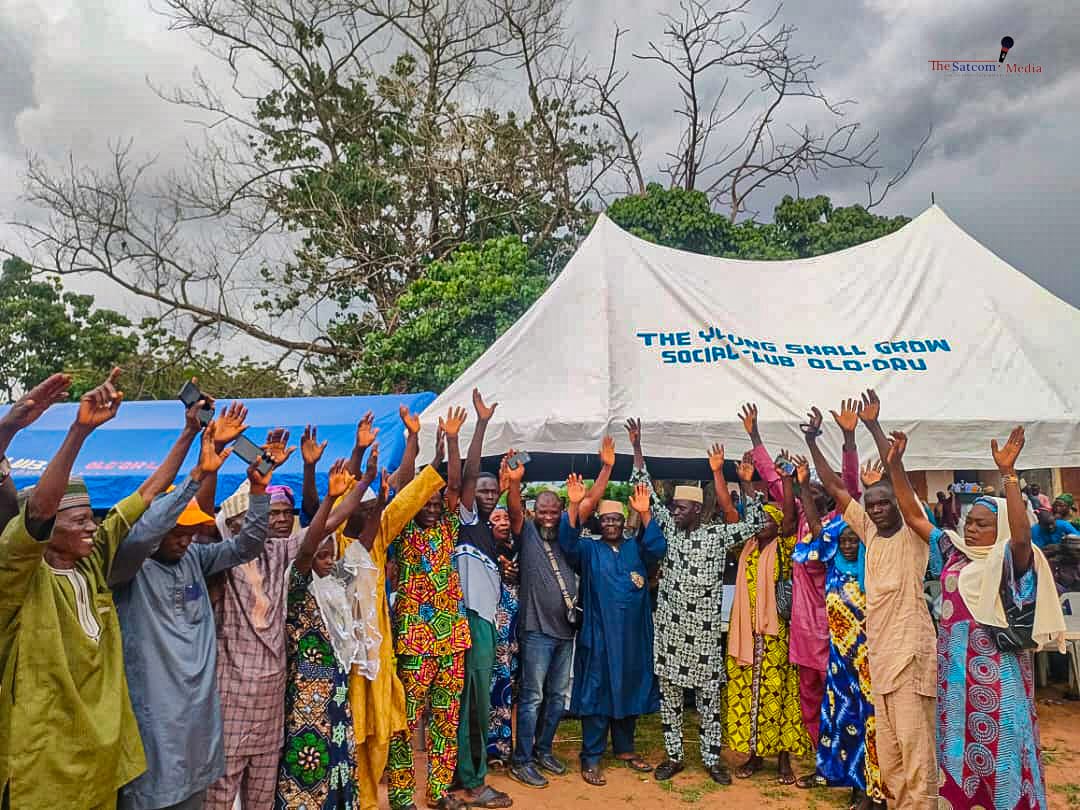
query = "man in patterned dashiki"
(386, 407, 472, 810)
(0, 370, 203, 810)
(805, 392, 938, 810)
(725, 458, 812, 785)
(887, 426, 1065, 810)
(626, 419, 766, 785)
(114, 421, 273, 810)
(277, 458, 376, 810)
(792, 455, 885, 810)
(560, 477, 667, 787)
(206, 430, 306, 810)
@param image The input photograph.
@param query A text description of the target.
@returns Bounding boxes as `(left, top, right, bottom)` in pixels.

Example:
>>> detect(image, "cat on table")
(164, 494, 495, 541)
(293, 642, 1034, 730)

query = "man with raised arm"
(626, 418, 766, 785)
(801, 390, 936, 810)
(0, 369, 205, 810)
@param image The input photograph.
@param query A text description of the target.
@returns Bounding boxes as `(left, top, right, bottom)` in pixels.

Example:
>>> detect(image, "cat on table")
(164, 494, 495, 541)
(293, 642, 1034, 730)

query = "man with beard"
(626, 419, 766, 785)
(804, 391, 937, 810)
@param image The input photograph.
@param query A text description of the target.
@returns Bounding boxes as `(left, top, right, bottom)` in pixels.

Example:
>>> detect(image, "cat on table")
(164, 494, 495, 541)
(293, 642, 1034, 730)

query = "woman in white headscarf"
(885, 426, 1064, 810)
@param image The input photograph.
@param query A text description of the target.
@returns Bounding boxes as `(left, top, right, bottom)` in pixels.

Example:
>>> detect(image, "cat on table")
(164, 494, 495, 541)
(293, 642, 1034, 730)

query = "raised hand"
(264, 428, 296, 468)
(439, 406, 468, 438)
(499, 457, 512, 494)
(737, 451, 756, 483)
(858, 389, 881, 423)
(472, 388, 497, 421)
(800, 406, 824, 437)
(886, 431, 908, 467)
(566, 473, 586, 505)
(599, 435, 616, 467)
(629, 483, 650, 516)
(830, 398, 860, 433)
(196, 422, 232, 476)
(1, 373, 71, 433)
(991, 425, 1025, 474)
(355, 411, 379, 449)
(431, 426, 446, 468)
(378, 467, 390, 504)
(793, 454, 811, 486)
(214, 401, 249, 446)
(738, 402, 758, 436)
(301, 424, 328, 466)
(624, 418, 642, 448)
(860, 458, 885, 487)
(327, 458, 356, 499)
(77, 367, 124, 429)
(708, 442, 726, 472)
(363, 442, 380, 484)
(504, 448, 526, 482)
(399, 404, 421, 435)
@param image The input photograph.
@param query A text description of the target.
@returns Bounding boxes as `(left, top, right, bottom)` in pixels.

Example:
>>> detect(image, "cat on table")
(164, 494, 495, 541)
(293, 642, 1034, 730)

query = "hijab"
(945, 496, 1065, 653)
(821, 518, 866, 592)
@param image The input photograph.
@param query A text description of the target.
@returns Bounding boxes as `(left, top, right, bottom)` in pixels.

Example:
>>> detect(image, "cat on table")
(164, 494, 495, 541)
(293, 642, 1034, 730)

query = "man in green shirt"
(0, 369, 211, 810)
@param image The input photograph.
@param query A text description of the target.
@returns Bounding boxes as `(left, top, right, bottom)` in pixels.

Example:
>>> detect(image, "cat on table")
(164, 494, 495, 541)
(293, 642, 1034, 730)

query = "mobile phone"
(233, 434, 274, 475)
(506, 450, 531, 471)
(774, 454, 795, 477)
(178, 380, 214, 427)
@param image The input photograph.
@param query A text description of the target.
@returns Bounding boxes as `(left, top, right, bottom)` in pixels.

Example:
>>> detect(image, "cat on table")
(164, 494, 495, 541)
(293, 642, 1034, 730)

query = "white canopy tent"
(420, 206, 1080, 474)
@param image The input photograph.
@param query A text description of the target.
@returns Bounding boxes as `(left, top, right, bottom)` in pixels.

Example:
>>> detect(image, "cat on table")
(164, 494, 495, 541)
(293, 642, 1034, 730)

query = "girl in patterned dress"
(884, 427, 1066, 810)
(277, 460, 367, 810)
(486, 507, 520, 768)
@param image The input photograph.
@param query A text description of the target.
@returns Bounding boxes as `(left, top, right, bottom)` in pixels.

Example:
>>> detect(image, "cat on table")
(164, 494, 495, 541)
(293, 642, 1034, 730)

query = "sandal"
(776, 769, 797, 785)
(462, 785, 513, 808)
(796, 773, 823, 789)
(616, 754, 653, 773)
(735, 757, 763, 779)
(581, 765, 606, 786)
(428, 799, 465, 810)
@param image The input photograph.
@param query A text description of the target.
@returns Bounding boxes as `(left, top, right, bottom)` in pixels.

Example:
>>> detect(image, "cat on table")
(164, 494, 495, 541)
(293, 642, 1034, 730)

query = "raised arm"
(856, 389, 891, 468)
(630, 482, 668, 564)
(295, 459, 355, 575)
(300, 424, 328, 521)
(459, 389, 495, 513)
(388, 406, 421, 491)
(325, 443, 378, 538)
(440, 407, 467, 513)
(503, 452, 526, 537)
(802, 407, 852, 513)
(358, 471, 390, 550)
(794, 455, 822, 537)
(625, 417, 644, 471)
(883, 431, 934, 543)
(348, 411, 379, 477)
(777, 461, 798, 537)
(992, 426, 1033, 574)
(196, 399, 248, 515)
(559, 474, 587, 565)
(196, 459, 271, 577)
(709, 443, 739, 523)
(831, 398, 863, 499)
(625, 419, 676, 535)
(579, 436, 616, 524)
(136, 397, 213, 503)
(740, 403, 784, 504)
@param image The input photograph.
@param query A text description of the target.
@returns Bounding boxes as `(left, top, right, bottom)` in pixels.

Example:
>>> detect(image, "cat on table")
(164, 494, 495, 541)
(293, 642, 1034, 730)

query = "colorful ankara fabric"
(793, 523, 883, 800)
(0, 495, 148, 810)
(387, 653, 466, 808)
(725, 530, 811, 758)
(629, 464, 766, 687)
(340, 465, 447, 810)
(487, 579, 520, 762)
(390, 512, 471, 657)
(935, 533, 1047, 809)
(275, 567, 358, 810)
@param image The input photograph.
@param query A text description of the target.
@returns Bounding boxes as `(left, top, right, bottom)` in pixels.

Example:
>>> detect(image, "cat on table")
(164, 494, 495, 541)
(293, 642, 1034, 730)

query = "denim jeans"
(512, 630, 574, 765)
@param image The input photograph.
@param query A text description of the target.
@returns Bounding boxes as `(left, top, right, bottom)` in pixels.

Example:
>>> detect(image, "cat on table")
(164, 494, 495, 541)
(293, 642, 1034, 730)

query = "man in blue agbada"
(558, 475, 667, 788)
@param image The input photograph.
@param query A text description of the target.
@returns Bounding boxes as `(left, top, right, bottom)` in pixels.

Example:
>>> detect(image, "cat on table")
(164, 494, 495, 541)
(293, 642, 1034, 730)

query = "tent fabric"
(420, 206, 1080, 473)
(3, 393, 436, 509)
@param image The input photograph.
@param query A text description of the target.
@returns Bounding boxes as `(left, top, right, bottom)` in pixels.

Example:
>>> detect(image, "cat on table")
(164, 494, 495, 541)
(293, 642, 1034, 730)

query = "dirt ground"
(379, 682, 1080, 809)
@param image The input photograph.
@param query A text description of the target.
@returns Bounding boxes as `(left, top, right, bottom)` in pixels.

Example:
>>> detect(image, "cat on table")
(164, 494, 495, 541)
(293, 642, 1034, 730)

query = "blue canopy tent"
(1, 393, 436, 509)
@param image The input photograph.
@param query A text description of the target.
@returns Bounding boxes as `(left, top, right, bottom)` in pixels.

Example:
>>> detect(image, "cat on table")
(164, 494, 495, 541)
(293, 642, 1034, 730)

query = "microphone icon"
(999, 36, 1014, 63)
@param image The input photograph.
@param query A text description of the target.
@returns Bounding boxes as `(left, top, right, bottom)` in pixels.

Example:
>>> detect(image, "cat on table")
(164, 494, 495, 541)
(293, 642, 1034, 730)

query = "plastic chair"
(1060, 592, 1080, 697)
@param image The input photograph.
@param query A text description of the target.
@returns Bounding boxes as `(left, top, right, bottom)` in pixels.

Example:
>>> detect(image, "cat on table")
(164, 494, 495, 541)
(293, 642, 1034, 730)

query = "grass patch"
(1051, 782, 1080, 805)
(658, 778, 723, 804)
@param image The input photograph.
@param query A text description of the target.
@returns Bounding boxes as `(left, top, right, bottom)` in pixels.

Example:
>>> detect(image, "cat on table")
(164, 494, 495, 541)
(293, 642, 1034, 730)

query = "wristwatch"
(0, 456, 10, 485)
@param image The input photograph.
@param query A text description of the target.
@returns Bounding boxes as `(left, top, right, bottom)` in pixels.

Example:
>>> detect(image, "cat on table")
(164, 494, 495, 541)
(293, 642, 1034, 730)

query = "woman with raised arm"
(791, 456, 885, 810)
(725, 457, 811, 785)
(885, 426, 1065, 810)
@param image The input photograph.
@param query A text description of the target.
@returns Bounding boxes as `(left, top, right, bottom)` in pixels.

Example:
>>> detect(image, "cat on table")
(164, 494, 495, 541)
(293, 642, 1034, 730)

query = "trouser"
(872, 664, 937, 810)
(456, 610, 497, 790)
(513, 631, 574, 765)
(580, 715, 638, 769)
(659, 676, 725, 768)
(799, 666, 826, 749)
(159, 790, 207, 810)
(387, 652, 466, 809)
(355, 734, 390, 810)
(205, 750, 278, 810)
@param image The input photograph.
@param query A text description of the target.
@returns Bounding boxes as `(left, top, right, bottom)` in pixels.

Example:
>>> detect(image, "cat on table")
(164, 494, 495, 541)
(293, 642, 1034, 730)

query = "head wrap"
(945, 496, 1066, 653)
(267, 484, 295, 506)
(762, 503, 784, 527)
(58, 477, 91, 513)
(973, 496, 998, 514)
(1056, 493, 1075, 508)
(822, 518, 865, 592)
(597, 500, 624, 517)
(673, 485, 703, 504)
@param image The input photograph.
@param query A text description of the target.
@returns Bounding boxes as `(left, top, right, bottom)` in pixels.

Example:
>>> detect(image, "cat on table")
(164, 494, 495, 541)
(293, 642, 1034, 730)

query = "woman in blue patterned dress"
(487, 506, 520, 767)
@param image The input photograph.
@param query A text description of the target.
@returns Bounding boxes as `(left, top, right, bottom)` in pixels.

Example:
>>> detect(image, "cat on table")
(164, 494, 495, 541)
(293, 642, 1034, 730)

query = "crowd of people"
(0, 369, 1072, 810)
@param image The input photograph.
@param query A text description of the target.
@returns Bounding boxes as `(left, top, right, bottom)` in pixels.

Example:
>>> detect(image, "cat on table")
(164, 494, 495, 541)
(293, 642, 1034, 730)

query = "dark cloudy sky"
(1, 0, 1077, 330)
